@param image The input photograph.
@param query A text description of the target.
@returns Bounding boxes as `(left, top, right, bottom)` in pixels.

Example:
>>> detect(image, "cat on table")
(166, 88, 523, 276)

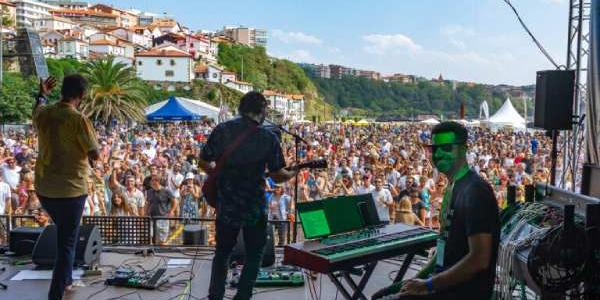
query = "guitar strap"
(211, 124, 259, 181)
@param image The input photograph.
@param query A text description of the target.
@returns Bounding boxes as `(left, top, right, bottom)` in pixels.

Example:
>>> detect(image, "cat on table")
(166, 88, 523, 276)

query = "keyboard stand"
(325, 250, 419, 300)
(327, 262, 377, 300)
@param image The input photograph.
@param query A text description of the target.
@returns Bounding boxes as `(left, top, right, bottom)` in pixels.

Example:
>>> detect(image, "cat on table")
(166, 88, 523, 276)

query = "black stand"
(550, 130, 559, 185)
(327, 262, 377, 300)
(325, 251, 418, 300)
(264, 120, 308, 243)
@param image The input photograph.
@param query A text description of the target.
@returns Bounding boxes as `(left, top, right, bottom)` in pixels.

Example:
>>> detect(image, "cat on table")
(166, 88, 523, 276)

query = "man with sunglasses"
(374, 122, 499, 300)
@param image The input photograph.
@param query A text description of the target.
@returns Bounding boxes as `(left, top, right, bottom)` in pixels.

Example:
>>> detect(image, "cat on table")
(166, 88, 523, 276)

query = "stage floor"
(0, 248, 426, 300)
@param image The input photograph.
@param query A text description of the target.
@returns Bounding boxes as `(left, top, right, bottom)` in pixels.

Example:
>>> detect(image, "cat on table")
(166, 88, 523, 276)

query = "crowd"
(0, 121, 554, 244)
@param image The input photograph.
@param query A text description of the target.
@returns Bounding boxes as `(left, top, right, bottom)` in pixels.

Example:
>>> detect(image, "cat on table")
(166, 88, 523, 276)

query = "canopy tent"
(146, 96, 201, 122)
(485, 98, 526, 129)
(344, 119, 356, 125)
(145, 96, 220, 122)
(355, 119, 370, 126)
(420, 118, 440, 125)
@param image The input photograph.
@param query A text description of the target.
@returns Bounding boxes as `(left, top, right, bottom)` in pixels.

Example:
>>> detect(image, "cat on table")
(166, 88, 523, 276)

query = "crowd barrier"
(0, 215, 295, 248)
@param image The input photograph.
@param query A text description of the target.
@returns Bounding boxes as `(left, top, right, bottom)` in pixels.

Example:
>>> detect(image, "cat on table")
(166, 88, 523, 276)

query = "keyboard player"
(374, 121, 500, 300)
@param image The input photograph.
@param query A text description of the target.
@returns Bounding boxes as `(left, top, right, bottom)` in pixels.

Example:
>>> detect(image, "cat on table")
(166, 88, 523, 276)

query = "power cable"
(501, 0, 562, 69)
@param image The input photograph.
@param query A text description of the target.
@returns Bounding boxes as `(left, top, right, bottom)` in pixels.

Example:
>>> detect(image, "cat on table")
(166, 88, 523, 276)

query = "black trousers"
(208, 219, 267, 300)
(39, 195, 86, 300)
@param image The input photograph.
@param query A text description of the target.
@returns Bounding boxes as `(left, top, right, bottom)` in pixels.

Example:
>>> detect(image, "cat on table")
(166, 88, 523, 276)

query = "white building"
(221, 71, 236, 83)
(197, 64, 223, 83)
(89, 38, 125, 57)
(40, 29, 64, 44)
(33, 15, 75, 31)
(135, 45, 193, 83)
(224, 80, 254, 94)
(13, 0, 58, 28)
(263, 90, 305, 121)
(57, 36, 88, 60)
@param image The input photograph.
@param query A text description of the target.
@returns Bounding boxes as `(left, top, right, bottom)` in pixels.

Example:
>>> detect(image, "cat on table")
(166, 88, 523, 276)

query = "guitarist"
(199, 91, 298, 300)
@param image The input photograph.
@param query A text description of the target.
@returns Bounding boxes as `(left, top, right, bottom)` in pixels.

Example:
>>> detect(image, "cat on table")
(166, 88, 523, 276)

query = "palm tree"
(81, 57, 147, 124)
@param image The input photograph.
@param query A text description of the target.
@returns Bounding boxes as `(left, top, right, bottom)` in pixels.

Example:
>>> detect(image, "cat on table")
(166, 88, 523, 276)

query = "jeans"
(39, 195, 86, 300)
(208, 218, 267, 300)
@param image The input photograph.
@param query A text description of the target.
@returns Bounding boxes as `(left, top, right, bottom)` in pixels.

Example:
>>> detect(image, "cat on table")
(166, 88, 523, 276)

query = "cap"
(185, 172, 195, 180)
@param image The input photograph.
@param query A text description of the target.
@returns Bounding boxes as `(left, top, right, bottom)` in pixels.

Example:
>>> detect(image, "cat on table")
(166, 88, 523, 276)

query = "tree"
(0, 73, 37, 123)
(0, 7, 14, 27)
(80, 57, 148, 124)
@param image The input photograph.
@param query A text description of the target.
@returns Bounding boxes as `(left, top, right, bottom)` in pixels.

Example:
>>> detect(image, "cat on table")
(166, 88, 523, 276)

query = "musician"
(33, 75, 99, 300)
(374, 121, 499, 300)
(199, 91, 298, 300)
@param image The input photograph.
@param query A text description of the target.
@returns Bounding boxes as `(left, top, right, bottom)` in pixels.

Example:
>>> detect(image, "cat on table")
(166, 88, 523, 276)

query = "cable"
(501, 0, 561, 69)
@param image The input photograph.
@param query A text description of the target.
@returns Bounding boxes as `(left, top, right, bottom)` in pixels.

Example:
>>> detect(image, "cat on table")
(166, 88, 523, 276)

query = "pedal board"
(105, 267, 168, 290)
(229, 265, 304, 287)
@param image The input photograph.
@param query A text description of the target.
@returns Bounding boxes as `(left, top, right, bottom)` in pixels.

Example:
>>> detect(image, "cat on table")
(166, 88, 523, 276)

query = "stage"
(0, 248, 426, 300)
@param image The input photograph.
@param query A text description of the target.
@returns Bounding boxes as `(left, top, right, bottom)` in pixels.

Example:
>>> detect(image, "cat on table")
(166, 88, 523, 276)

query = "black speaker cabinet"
(231, 224, 275, 268)
(534, 70, 575, 130)
(582, 164, 600, 198)
(32, 224, 102, 267)
(9, 227, 44, 256)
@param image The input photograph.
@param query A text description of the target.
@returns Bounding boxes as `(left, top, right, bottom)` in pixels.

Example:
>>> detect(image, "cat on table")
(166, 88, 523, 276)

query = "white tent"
(421, 118, 440, 125)
(145, 97, 221, 122)
(486, 98, 526, 129)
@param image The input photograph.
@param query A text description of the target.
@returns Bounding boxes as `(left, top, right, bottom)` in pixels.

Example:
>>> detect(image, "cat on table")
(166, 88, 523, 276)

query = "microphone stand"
(264, 120, 308, 243)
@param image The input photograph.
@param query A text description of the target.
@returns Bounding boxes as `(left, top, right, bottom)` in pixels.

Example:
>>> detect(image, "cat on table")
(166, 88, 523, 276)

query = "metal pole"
(1, 19, 3, 84)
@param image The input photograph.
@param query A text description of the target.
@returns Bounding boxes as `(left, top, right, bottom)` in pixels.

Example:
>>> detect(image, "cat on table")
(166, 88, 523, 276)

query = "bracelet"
(425, 277, 435, 294)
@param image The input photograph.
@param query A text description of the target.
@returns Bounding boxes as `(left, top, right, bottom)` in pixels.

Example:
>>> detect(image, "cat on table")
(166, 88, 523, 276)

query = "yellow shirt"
(33, 102, 98, 198)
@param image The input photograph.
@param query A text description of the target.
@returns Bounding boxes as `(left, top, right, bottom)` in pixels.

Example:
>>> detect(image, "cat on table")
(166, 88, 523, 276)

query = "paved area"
(0, 248, 425, 300)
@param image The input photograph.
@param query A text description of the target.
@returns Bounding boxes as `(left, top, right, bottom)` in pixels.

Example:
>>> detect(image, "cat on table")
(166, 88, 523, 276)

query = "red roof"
(136, 48, 192, 58)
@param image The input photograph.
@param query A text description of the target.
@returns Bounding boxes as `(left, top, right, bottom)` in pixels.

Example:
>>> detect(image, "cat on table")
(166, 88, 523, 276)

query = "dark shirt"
(442, 170, 500, 299)
(411, 200, 425, 216)
(201, 117, 285, 227)
(146, 188, 174, 217)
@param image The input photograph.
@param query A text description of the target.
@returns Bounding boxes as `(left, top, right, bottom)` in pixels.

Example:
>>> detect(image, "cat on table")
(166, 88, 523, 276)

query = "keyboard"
(283, 223, 438, 273)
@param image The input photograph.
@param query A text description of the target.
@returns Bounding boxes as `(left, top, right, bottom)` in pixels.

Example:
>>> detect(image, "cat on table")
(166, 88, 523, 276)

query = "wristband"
(425, 277, 435, 293)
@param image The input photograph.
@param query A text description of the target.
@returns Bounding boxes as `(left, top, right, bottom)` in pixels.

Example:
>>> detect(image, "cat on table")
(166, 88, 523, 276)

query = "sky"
(104, 0, 570, 86)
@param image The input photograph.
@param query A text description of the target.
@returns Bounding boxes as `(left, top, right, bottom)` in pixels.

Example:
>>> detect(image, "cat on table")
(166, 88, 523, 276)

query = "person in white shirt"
(0, 173, 11, 214)
(168, 162, 184, 199)
(142, 141, 157, 160)
(356, 175, 375, 194)
(371, 178, 393, 222)
(1, 157, 21, 190)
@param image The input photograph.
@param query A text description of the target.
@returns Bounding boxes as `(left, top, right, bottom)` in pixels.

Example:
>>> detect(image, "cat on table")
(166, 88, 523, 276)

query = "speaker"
(182, 224, 208, 245)
(534, 70, 575, 130)
(231, 224, 275, 268)
(9, 227, 44, 256)
(582, 164, 600, 198)
(32, 224, 102, 267)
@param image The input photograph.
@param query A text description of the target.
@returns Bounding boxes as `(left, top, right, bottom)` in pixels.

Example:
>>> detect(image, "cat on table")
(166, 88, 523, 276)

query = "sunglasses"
(425, 142, 463, 154)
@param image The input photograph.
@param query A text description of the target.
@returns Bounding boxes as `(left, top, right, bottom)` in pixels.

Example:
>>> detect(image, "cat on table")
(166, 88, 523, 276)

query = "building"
(147, 18, 182, 35)
(135, 45, 193, 83)
(356, 70, 380, 80)
(329, 64, 353, 79)
(89, 4, 137, 28)
(221, 70, 236, 83)
(56, 36, 87, 59)
(40, 29, 64, 44)
(224, 80, 253, 94)
(33, 15, 75, 31)
(263, 90, 305, 121)
(39, 0, 89, 9)
(103, 26, 151, 48)
(50, 8, 118, 27)
(12, 0, 57, 28)
(382, 73, 416, 84)
(219, 26, 267, 47)
(0, 1, 16, 28)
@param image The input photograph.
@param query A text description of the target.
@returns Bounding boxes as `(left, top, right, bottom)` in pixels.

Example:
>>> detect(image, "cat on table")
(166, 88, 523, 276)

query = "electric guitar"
(204, 159, 328, 208)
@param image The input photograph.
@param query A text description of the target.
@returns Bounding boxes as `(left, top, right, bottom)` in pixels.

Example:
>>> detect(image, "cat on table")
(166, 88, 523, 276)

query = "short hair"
(431, 121, 468, 144)
(238, 91, 267, 116)
(61, 74, 88, 101)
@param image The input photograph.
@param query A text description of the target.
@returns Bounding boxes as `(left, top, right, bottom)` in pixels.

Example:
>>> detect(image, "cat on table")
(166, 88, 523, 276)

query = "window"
(170, 59, 175, 66)
(165, 70, 174, 77)
(156, 59, 162, 66)
(138, 61, 143, 66)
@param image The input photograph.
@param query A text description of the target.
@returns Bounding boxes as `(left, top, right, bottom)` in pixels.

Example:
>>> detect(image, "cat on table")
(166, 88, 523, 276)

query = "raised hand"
(39, 76, 57, 97)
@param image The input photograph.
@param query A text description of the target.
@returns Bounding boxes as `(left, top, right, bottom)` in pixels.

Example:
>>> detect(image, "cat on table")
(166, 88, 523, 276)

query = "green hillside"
(217, 44, 333, 121)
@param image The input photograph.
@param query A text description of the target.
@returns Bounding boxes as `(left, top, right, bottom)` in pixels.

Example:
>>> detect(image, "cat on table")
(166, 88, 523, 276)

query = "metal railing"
(0, 215, 295, 248)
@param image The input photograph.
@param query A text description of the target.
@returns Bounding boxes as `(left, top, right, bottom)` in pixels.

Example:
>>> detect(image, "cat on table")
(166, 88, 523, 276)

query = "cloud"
(362, 34, 422, 55)
(542, 0, 565, 4)
(272, 29, 322, 45)
(440, 25, 475, 50)
(273, 49, 317, 63)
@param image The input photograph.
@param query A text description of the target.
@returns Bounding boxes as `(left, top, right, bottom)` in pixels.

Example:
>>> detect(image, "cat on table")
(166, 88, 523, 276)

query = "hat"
(185, 172, 195, 180)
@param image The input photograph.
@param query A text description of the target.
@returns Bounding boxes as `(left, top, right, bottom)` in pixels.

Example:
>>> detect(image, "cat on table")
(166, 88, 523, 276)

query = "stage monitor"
(582, 164, 600, 198)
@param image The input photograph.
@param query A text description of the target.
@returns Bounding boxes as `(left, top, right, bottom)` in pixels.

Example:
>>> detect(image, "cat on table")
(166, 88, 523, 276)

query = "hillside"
(217, 44, 333, 121)
(305, 70, 533, 119)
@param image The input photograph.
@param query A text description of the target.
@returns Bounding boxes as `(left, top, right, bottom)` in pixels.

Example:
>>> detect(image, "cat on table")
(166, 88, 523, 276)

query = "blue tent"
(146, 96, 201, 122)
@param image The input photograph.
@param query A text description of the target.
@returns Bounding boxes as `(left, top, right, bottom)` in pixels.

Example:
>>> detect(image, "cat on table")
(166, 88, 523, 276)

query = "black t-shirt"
(146, 188, 174, 217)
(411, 200, 425, 216)
(442, 170, 500, 299)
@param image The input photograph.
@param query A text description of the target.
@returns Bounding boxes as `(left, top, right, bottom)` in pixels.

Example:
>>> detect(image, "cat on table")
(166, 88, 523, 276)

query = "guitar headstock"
(304, 159, 328, 170)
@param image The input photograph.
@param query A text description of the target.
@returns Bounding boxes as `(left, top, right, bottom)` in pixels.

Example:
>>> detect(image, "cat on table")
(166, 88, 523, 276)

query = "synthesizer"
(283, 223, 438, 273)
